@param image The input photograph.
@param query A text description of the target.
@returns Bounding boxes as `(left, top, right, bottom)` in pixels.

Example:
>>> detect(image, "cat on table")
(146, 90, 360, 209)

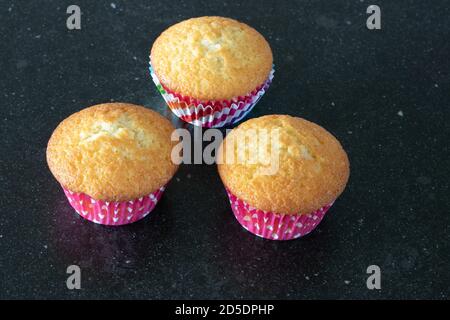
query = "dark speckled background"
(0, 0, 449, 299)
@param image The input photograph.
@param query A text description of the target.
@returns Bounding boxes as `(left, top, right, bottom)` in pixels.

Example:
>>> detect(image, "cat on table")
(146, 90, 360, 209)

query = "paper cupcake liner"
(62, 186, 165, 226)
(226, 189, 333, 240)
(149, 62, 274, 128)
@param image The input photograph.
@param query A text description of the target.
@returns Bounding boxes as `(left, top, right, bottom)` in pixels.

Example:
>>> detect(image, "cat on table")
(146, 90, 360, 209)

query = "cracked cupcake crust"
(150, 16, 273, 101)
(217, 115, 350, 214)
(46, 103, 178, 201)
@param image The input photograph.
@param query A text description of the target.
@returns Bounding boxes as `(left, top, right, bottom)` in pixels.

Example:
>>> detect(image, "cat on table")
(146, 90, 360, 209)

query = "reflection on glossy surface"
(1, 0, 448, 299)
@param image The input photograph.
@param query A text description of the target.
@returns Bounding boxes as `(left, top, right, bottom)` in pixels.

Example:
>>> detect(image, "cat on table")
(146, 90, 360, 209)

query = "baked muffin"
(47, 103, 178, 226)
(217, 115, 350, 240)
(150, 16, 274, 128)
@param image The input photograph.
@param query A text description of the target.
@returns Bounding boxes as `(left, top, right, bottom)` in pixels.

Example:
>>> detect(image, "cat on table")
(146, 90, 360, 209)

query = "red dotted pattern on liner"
(226, 188, 332, 240)
(62, 186, 165, 226)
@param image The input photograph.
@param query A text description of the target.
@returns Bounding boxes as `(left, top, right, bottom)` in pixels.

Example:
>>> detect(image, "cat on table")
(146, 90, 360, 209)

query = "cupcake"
(217, 115, 350, 240)
(150, 16, 274, 128)
(46, 103, 178, 226)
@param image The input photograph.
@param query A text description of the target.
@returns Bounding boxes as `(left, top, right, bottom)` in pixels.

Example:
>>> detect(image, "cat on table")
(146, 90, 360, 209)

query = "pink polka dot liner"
(226, 188, 333, 240)
(62, 185, 165, 226)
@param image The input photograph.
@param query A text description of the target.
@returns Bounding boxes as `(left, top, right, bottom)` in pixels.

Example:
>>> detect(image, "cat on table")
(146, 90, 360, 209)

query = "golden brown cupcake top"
(47, 103, 178, 201)
(217, 115, 350, 214)
(150, 16, 273, 101)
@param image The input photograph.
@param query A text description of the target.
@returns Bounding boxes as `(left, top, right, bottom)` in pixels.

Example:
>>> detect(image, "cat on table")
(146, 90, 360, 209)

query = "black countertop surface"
(0, 0, 449, 299)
